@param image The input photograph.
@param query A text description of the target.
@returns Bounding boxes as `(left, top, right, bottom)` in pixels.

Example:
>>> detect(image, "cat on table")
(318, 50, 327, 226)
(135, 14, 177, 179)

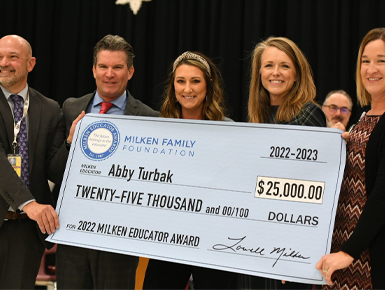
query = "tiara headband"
(173, 51, 211, 77)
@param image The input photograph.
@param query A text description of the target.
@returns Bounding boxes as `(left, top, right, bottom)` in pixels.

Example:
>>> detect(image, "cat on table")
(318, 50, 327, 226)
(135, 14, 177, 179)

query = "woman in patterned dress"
(316, 27, 385, 290)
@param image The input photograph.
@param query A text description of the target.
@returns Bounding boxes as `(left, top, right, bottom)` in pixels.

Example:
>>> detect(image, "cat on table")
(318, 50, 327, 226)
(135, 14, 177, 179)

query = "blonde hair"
(248, 37, 316, 123)
(356, 27, 385, 107)
(160, 51, 225, 120)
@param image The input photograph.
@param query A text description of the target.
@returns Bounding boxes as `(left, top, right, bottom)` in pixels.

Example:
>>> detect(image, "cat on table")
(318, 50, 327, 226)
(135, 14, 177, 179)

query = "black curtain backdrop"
(1, 0, 385, 122)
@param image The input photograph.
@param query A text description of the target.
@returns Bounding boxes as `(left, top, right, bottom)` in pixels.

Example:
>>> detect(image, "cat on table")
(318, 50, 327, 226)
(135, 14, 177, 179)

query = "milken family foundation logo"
(81, 121, 120, 161)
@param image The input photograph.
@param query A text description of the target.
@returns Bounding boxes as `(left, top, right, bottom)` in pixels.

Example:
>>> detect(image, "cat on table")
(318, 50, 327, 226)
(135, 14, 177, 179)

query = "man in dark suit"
(56, 34, 159, 289)
(0, 35, 69, 288)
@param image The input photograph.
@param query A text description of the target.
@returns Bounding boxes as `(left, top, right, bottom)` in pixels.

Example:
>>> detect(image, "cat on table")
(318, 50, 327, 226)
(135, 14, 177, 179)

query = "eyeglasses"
(323, 105, 351, 115)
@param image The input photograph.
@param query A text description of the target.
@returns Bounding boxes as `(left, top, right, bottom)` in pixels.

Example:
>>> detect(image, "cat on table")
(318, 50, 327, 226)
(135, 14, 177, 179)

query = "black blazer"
(0, 87, 68, 247)
(62, 90, 159, 136)
(51, 90, 159, 200)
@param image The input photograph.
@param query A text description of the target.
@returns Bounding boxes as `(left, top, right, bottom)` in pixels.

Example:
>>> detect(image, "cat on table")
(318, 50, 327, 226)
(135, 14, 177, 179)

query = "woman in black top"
(245, 36, 325, 289)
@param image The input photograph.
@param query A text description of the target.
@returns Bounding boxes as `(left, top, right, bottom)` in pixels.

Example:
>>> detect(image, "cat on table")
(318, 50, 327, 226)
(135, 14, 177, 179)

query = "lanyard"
(12, 93, 29, 154)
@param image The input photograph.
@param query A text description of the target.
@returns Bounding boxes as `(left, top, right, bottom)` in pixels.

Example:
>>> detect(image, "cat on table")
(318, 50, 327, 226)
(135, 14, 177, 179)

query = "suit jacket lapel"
(27, 88, 41, 169)
(124, 91, 138, 116)
(0, 89, 16, 149)
(81, 93, 94, 112)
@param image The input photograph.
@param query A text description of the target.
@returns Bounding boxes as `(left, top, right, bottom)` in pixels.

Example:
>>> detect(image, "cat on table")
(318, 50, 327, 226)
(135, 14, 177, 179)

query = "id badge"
(8, 154, 22, 177)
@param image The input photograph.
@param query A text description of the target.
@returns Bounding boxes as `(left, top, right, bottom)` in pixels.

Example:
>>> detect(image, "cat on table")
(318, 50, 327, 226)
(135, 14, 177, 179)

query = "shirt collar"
(92, 91, 127, 110)
(1, 85, 29, 102)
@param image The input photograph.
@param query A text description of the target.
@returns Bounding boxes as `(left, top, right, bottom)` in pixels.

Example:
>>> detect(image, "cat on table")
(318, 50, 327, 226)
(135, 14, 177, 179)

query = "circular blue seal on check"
(80, 120, 120, 161)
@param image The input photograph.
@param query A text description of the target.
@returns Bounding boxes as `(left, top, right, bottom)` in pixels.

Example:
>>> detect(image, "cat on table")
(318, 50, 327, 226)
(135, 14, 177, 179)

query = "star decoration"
(115, 0, 152, 15)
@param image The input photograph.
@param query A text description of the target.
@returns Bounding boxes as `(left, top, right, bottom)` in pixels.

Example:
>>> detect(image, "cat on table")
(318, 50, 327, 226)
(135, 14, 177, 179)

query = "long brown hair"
(248, 37, 316, 123)
(160, 51, 226, 120)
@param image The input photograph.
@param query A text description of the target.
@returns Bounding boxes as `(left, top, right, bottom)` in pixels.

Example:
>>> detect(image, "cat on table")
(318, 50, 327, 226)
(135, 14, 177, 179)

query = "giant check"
(48, 114, 346, 285)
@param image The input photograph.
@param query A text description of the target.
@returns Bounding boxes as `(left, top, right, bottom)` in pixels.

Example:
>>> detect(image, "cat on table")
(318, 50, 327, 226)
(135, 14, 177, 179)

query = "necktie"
(99, 102, 114, 114)
(10, 94, 30, 189)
